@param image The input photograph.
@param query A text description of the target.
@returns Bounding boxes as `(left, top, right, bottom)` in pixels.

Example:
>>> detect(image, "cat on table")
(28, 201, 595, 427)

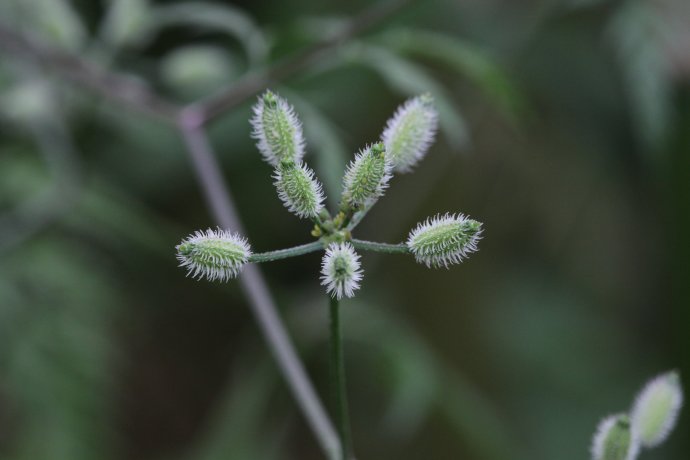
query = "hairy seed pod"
(407, 213, 482, 268)
(591, 415, 639, 460)
(176, 228, 251, 282)
(341, 142, 392, 207)
(320, 242, 363, 300)
(251, 90, 305, 166)
(381, 93, 438, 173)
(631, 371, 683, 448)
(274, 160, 325, 219)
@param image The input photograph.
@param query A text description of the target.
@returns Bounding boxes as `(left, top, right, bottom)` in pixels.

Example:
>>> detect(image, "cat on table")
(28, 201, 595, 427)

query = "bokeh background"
(1, 0, 689, 459)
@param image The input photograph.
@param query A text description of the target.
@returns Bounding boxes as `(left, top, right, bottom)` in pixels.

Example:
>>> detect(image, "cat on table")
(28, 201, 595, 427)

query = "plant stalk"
(249, 241, 324, 263)
(330, 296, 354, 460)
(350, 239, 409, 254)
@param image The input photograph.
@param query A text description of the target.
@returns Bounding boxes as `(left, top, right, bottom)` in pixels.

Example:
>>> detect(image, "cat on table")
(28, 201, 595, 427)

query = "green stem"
(350, 239, 410, 254)
(330, 296, 353, 460)
(345, 202, 374, 231)
(248, 241, 323, 263)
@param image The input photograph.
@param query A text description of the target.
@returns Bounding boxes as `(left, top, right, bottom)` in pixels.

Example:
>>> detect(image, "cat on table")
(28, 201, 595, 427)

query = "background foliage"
(1, 0, 689, 459)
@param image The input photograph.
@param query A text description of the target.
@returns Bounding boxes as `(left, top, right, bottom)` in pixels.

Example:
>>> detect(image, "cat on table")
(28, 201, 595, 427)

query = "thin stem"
(350, 239, 409, 254)
(249, 241, 324, 263)
(330, 296, 354, 460)
(345, 203, 373, 232)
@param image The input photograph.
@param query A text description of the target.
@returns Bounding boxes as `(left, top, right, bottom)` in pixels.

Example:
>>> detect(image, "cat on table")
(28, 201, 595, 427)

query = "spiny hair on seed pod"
(320, 242, 363, 300)
(176, 228, 252, 282)
(250, 90, 305, 167)
(591, 414, 640, 460)
(273, 160, 325, 219)
(381, 93, 438, 173)
(407, 213, 482, 268)
(630, 370, 683, 448)
(341, 142, 392, 207)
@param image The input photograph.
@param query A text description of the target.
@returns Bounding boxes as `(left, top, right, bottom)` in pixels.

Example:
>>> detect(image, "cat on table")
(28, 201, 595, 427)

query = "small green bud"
(631, 371, 683, 448)
(251, 90, 305, 166)
(381, 94, 438, 173)
(274, 161, 325, 219)
(320, 242, 363, 299)
(341, 142, 392, 207)
(176, 228, 251, 282)
(591, 414, 639, 460)
(406, 213, 482, 268)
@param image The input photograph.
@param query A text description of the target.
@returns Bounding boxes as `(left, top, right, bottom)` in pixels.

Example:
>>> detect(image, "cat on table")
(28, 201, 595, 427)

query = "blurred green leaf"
(0, 238, 120, 460)
(608, 0, 671, 154)
(100, 0, 152, 48)
(151, 2, 268, 67)
(4, 0, 87, 51)
(376, 28, 527, 124)
(343, 301, 523, 460)
(1, 79, 57, 124)
(346, 43, 470, 150)
(64, 177, 181, 258)
(161, 45, 241, 99)
(180, 358, 282, 460)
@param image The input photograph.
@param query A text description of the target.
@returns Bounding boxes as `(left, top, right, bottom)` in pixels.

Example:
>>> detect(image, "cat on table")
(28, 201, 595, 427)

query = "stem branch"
(249, 241, 324, 263)
(350, 239, 409, 254)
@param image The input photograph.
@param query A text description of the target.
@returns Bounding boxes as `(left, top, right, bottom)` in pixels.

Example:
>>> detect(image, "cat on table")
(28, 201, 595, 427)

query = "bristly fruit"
(591, 414, 639, 460)
(381, 93, 438, 173)
(407, 213, 482, 268)
(341, 142, 392, 208)
(630, 371, 683, 448)
(176, 228, 251, 282)
(320, 242, 363, 299)
(251, 90, 305, 166)
(274, 160, 325, 219)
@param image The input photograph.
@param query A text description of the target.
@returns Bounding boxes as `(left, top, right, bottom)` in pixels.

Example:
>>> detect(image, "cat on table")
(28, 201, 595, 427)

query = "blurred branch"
(177, 110, 341, 460)
(191, 0, 414, 123)
(0, 22, 180, 123)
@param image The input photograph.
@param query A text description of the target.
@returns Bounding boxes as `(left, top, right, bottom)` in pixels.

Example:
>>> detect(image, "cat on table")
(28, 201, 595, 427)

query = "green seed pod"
(320, 242, 363, 299)
(251, 90, 305, 166)
(341, 142, 392, 208)
(631, 371, 683, 448)
(381, 94, 438, 173)
(176, 228, 252, 282)
(591, 415, 639, 460)
(274, 160, 325, 219)
(407, 213, 482, 268)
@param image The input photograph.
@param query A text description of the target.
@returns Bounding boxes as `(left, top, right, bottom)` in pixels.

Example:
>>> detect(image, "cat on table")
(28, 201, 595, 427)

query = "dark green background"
(0, 0, 688, 459)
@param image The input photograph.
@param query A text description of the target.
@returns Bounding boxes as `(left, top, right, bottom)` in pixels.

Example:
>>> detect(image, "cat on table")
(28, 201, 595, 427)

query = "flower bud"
(381, 94, 438, 173)
(320, 242, 363, 300)
(274, 160, 325, 219)
(341, 142, 392, 208)
(631, 371, 683, 448)
(251, 90, 305, 166)
(176, 228, 251, 282)
(406, 213, 482, 268)
(591, 414, 639, 460)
